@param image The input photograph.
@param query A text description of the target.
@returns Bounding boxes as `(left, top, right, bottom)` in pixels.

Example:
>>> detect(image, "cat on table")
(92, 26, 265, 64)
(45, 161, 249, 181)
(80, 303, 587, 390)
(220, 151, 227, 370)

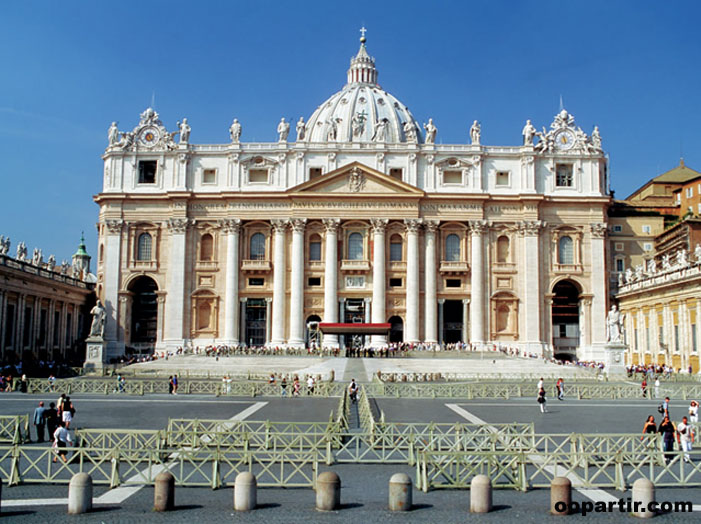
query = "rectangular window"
(613, 225, 622, 233)
(616, 259, 624, 272)
(309, 241, 321, 261)
(389, 168, 403, 181)
(389, 277, 403, 287)
(687, 187, 694, 198)
(249, 169, 268, 183)
(676, 193, 681, 203)
(202, 169, 216, 184)
(614, 242, 624, 252)
(555, 164, 573, 187)
(443, 170, 462, 184)
(445, 278, 461, 288)
(309, 167, 322, 180)
(698, 203, 701, 215)
(642, 225, 651, 234)
(345, 276, 365, 288)
(308, 277, 321, 287)
(495, 171, 509, 186)
(389, 242, 402, 262)
(248, 278, 264, 286)
(138, 160, 157, 184)
(643, 242, 652, 251)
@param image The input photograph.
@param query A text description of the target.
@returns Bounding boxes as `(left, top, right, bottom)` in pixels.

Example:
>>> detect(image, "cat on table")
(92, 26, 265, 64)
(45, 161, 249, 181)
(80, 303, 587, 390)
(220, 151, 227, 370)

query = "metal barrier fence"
(0, 416, 30, 444)
(417, 449, 701, 492)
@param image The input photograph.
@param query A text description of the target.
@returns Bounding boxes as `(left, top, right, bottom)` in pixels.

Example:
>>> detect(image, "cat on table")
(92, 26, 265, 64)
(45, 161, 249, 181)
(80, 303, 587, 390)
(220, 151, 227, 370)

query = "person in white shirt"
(306, 376, 315, 395)
(689, 401, 699, 423)
(677, 416, 693, 463)
(52, 421, 72, 463)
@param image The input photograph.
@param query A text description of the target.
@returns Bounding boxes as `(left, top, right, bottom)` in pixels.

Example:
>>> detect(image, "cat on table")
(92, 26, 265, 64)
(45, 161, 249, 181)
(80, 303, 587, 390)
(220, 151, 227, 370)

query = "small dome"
(304, 34, 422, 144)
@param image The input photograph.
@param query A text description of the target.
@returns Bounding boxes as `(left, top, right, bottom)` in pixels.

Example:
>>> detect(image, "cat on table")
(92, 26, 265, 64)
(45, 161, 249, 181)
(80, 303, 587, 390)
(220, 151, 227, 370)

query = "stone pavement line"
(2, 401, 268, 508)
(445, 403, 618, 504)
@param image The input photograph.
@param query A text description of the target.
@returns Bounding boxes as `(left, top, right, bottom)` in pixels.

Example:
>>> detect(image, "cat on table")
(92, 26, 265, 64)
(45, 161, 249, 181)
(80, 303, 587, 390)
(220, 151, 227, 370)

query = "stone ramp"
(342, 358, 369, 383)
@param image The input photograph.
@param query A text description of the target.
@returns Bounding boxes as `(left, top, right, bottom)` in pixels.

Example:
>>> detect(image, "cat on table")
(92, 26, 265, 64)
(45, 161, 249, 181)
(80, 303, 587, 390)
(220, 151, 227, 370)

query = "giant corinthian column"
(222, 219, 241, 345)
(424, 220, 438, 344)
(270, 219, 288, 346)
(322, 218, 340, 348)
(404, 219, 422, 343)
(469, 220, 488, 348)
(287, 218, 307, 347)
(371, 218, 388, 347)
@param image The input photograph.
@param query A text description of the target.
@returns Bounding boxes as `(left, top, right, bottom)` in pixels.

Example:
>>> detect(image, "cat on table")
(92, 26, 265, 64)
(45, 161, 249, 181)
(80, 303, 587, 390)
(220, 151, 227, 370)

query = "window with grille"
(250, 233, 265, 260)
(558, 236, 574, 264)
(137, 233, 152, 261)
(555, 164, 573, 187)
(348, 232, 363, 260)
(445, 234, 460, 261)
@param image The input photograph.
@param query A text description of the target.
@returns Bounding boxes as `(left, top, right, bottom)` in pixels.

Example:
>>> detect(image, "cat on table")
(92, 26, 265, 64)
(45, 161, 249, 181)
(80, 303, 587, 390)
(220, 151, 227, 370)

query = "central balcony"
(439, 260, 470, 274)
(241, 259, 272, 273)
(340, 259, 371, 273)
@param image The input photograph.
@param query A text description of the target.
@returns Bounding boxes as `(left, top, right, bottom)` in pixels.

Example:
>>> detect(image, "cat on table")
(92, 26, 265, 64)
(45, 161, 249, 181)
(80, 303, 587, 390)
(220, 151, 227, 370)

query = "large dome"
(303, 36, 422, 144)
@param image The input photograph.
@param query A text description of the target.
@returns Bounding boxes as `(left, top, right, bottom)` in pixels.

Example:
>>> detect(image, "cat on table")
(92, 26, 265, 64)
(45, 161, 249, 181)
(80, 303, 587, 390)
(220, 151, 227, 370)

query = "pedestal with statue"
(84, 300, 106, 373)
(603, 305, 627, 375)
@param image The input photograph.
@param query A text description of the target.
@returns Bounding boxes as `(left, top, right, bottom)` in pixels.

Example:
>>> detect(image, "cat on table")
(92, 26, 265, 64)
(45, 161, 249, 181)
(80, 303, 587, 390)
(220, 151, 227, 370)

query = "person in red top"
(641, 379, 647, 398)
(556, 378, 564, 401)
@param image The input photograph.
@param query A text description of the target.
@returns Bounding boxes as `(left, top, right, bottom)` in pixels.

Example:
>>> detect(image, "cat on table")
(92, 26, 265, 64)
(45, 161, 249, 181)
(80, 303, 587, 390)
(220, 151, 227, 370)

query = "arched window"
(137, 233, 152, 261)
(250, 233, 265, 260)
(445, 234, 460, 262)
(309, 234, 322, 261)
(200, 233, 213, 261)
(558, 236, 574, 264)
(497, 235, 510, 263)
(389, 234, 403, 262)
(348, 232, 363, 260)
(198, 301, 212, 330)
(496, 304, 510, 332)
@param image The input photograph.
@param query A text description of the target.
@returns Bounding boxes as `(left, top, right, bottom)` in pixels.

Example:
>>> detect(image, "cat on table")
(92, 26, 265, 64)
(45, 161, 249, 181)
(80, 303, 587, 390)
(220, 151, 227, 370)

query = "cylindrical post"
(68, 473, 92, 514)
(234, 472, 257, 511)
(632, 478, 655, 518)
(551, 476, 571, 515)
(316, 471, 341, 511)
(389, 473, 412, 511)
(470, 474, 492, 513)
(154, 471, 175, 511)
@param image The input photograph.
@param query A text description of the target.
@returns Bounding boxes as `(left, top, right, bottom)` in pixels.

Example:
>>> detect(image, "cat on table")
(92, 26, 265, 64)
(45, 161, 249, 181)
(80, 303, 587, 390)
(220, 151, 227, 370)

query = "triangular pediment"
(288, 162, 424, 197)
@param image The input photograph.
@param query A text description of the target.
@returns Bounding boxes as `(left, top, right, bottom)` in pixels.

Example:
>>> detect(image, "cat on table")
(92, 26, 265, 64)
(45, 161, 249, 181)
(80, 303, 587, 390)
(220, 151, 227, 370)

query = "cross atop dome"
(348, 27, 377, 85)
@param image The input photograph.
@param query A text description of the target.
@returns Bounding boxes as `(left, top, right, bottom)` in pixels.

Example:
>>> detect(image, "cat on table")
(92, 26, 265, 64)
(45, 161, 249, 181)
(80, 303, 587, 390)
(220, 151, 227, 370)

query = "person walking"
(60, 396, 75, 429)
(348, 378, 359, 404)
(658, 415, 676, 464)
(280, 376, 288, 397)
(556, 378, 564, 401)
(641, 379, 647, 398)
(689, 400, 698, 423)
(32, 401, 46, 443)
(677, 416, 693, 463)
(45, 402, 59, 440)
(654, 377, 660, 399)
(172, 374, 179, 394)
(306, 375, 315, 395)
(537, 387, 547, 413)
(168, 376, 174, 394)
(641, 415, 657, 442)
(52, 421, 72, 463)
(662, 396, 670, 418)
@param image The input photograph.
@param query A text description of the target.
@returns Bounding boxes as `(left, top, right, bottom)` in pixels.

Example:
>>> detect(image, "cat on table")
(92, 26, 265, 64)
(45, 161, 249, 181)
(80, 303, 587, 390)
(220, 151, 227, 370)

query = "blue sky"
(1, 1, 700, 262)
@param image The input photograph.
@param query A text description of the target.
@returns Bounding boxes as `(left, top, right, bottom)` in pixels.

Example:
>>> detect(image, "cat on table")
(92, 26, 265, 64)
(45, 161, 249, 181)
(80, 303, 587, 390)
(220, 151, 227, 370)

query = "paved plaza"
(0, 366, 699, 522)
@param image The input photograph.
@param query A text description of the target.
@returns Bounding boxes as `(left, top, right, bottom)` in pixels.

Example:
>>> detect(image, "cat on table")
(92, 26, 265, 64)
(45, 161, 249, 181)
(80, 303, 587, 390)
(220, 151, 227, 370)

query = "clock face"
(139, 126, 161, 147)
(554, 129, 576, 150)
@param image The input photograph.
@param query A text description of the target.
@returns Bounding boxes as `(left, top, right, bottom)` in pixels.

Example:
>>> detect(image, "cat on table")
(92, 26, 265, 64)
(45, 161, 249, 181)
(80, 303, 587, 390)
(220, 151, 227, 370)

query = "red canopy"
(317, 323, 391, 335)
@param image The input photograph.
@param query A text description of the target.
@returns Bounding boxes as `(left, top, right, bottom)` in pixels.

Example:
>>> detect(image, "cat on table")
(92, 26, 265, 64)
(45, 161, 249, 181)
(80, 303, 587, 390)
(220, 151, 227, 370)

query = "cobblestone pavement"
(0, 388, 699, 521)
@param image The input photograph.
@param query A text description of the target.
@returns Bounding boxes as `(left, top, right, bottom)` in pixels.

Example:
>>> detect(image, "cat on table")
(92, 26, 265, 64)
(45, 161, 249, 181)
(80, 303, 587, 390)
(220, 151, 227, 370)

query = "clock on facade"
(138, 126, 161, 147)
(553, 129, 575, 150)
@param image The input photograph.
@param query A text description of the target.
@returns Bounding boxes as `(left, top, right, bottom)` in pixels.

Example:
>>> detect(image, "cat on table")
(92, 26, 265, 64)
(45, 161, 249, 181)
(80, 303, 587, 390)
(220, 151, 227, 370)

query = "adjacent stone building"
(95, 34, 611, 362)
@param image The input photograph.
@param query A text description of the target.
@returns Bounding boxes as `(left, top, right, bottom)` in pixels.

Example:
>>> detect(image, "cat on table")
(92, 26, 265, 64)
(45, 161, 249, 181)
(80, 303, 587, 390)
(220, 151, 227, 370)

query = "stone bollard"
(632, 478, 655, 518)
(550, 476, 571, 516)
(388, 473, 412, 511)
(234, 472, 257, 511)
(68, 473, 92, 514)
(470, 474, 492, 513)
(154, 471, 175, 511)
(316, 471, 341, 511)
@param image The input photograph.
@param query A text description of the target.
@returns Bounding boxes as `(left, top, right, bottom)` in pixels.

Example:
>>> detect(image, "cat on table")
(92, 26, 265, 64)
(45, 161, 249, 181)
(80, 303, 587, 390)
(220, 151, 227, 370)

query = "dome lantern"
(347, 27, 378, 86)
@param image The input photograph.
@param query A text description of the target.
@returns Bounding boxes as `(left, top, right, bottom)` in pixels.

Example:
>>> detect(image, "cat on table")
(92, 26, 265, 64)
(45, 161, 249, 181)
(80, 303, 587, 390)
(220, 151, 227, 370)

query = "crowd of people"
(640, 399, 698, 463)
(628, 364, 695, 379)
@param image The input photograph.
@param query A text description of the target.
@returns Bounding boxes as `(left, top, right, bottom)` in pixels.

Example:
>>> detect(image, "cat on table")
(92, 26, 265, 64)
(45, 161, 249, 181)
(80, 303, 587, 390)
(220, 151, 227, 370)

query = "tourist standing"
(537, 387, 547, 413)
(32, 401, 46, 443)
(307, 376, 315, 395)
(654, 377, 660, 399)
(348, 379, 358, 403)
(677, 416, 693, 463)
(168, 376, 174, 394)
(641, 415, 657, 441)
(662, 396, 670, 417)
(556, 378, 564, 401)
(641, 379, 647, 398)
(61, 396, 74, 429)
(689, 400, 698, 423)
(172, 374, 179, 394)
(280, 376, 288, 397)
(658, 415, 676, 464)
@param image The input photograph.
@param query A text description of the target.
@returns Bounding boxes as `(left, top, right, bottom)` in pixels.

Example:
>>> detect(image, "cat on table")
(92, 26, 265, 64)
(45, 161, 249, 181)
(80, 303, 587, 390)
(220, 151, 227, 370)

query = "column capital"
(339, 297, 346, 303)
(589, 222, 607, 239)
(364, 297, 372, 303)
(462, 298, 470, 304)
(239, 297, 248, 303)
(403, 218, 423, 233)
(438, 298, 446, 304)
(220, 218, 241, 234)
(370, 218, 388, 233)
(289, 218, 307, 233)
(271, 219, 289, 234)
(468, 219, 489, 235)
(322, 218, 341, 233)
(104, 219, 124, 234)
(424, 220, 440, 233)
(518, 220, 546, 237)
(265, 297, 273, 303)
(166, 218, 192, 234)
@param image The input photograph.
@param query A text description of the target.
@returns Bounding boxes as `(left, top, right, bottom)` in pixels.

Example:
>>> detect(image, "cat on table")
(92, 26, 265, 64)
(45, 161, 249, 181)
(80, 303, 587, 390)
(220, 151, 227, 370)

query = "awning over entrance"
(317, 323, 391, 335)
